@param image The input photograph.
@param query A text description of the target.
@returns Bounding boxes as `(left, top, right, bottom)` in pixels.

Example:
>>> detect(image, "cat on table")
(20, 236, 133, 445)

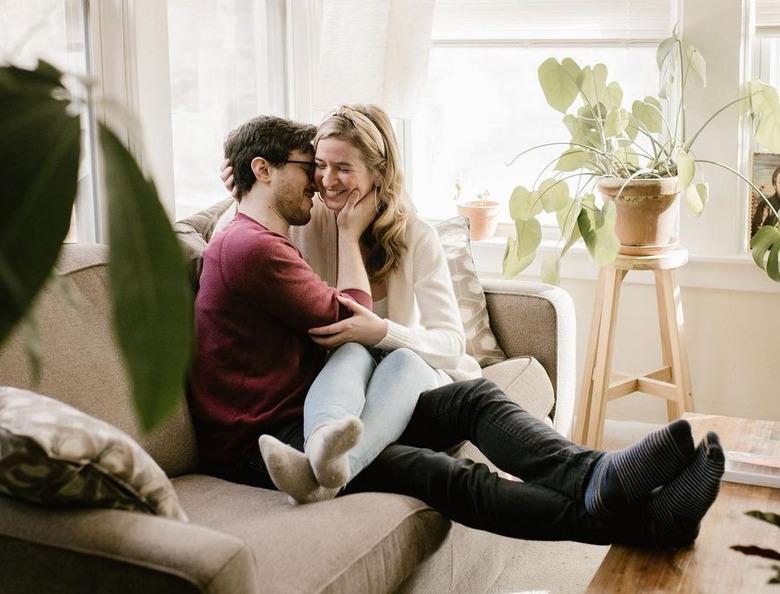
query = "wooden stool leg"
(575, 267, 608, 444)
(654, 269, 679, 421)
(656, 269, 693, 418)
(586, 267, 625, 449)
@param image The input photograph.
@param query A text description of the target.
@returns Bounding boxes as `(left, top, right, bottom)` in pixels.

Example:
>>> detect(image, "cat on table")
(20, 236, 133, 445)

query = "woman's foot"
(305, 416, 363, 488)
(585, 419, 695, 519)
(258, 435, 339, 504)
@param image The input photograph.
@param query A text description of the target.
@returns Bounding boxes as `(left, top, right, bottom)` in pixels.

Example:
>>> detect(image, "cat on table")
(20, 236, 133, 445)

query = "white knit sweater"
(290, 201, 481, 382)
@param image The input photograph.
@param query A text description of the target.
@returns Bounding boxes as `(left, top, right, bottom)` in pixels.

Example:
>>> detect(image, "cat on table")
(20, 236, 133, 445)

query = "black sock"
(585, 419, 694, 518)
(646, 432, 725, 546)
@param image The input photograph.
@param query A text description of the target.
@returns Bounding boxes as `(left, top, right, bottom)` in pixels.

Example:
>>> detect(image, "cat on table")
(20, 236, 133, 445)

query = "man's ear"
(250, 157, 273, 183)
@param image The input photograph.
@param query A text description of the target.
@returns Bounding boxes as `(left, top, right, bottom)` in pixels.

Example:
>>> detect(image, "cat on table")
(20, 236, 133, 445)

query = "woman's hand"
(220, 159, 239, 199)
(336, 189, 376, 240)
(309, 295, 388, 349)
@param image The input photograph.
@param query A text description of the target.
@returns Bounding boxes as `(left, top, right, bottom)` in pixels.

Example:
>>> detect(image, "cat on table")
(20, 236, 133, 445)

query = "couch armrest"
(481, 279, 576, 438)
(0, 496, 256, 594)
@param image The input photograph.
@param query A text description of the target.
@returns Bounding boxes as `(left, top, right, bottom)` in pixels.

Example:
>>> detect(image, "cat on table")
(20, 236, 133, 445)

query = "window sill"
(467, 236, 780, 294)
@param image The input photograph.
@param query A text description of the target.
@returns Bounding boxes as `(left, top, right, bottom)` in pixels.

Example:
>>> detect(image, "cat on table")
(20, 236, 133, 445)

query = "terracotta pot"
(597, 177, 681, 256)
(456, 200, 500, 241)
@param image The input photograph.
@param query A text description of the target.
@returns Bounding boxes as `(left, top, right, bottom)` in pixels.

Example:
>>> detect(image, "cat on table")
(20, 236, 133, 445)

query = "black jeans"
(215, 378, 651, 546)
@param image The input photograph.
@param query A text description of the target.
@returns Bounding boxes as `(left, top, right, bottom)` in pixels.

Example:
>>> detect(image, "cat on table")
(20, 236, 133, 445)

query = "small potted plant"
(454, 180, 501, 241)
(504, 28, 780, 284)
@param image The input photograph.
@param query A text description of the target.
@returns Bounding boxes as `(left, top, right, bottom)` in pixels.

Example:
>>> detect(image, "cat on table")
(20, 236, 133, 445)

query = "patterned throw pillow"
(0, 387, 188, 521)
(434, 216, 507, 367)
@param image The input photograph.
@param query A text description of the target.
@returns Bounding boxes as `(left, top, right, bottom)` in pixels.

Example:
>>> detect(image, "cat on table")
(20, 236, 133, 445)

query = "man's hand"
(220, 159, 239, 199)
(336, 189, 376, 240)
(309, 295, 388, 349)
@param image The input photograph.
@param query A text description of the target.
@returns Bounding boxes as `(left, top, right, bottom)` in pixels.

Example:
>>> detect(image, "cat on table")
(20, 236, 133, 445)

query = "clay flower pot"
(456, 200, 501, 241)
(597, 177, 681, 256)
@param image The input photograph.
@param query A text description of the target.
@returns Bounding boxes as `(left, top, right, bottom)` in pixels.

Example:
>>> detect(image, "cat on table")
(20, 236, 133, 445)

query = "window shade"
(432, 0, 677, 41)
(757, 0, 780, 31)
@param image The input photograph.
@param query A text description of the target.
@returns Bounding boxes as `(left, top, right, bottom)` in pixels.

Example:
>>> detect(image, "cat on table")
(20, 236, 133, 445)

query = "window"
(409, 0, 678, 229)
(0, 0, 97, 242)
(166, 0, 287, 219)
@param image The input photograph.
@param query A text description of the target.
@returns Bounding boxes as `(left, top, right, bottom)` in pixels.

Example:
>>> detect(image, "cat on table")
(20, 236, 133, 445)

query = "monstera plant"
(503, 29, 780, 284)
(0, 60, 192, 432)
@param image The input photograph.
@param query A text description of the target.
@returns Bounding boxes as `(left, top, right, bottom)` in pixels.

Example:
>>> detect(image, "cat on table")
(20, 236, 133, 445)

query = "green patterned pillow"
(0, 387, 187, 521)
(434, 216, 507, 367)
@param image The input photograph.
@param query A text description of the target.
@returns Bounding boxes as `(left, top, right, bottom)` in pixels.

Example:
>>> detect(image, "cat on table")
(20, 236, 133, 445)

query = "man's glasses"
(282, 159, 315, 180)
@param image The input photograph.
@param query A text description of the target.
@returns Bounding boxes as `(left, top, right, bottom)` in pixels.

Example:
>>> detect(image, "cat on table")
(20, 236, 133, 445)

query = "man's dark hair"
(224, 116, 316, 199)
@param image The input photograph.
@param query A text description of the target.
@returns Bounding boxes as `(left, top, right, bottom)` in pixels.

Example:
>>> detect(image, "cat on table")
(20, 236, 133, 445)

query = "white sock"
(258, 435, 339, 504)
(304, 415, 363, 488)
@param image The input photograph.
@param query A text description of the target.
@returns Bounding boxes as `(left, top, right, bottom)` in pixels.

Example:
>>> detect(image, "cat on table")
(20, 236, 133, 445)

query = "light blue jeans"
(304, 342, 443, 481)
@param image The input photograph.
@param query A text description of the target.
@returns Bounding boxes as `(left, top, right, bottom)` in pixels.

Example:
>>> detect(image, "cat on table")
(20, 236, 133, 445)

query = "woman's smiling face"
(314, 137, 377, 214)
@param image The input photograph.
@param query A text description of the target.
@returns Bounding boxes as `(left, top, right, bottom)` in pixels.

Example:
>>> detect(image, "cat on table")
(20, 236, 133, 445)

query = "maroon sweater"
(189, 213, 371, 469)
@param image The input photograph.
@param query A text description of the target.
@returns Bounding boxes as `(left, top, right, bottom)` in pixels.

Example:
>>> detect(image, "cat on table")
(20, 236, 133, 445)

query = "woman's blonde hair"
(314, 104, 412, 283)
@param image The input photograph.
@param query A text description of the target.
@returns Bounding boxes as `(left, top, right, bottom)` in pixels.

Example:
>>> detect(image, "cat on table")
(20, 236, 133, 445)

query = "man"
(190, 115, 724, 548)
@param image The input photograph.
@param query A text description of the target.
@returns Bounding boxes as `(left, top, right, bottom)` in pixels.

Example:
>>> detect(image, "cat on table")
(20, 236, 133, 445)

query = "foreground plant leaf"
(750, 81, 780, 152)
(100, 124, 193, 432)
(730, 545, 780, 561)
(538, 58, 580, 113)
(745, 510, 780, 528)
(750, 225, 780, 282)
(0, 61, 80, 346)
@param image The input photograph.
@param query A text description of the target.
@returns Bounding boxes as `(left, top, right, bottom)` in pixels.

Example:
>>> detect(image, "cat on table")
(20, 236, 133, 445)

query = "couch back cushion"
(0, 244, 198, 478)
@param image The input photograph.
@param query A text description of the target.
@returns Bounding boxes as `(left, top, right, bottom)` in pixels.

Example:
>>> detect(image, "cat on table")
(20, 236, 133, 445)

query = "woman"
(222, 104, 478, 502)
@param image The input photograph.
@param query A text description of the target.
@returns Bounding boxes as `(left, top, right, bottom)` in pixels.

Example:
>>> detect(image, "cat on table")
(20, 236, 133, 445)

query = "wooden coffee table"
(586, 414, 780, 593)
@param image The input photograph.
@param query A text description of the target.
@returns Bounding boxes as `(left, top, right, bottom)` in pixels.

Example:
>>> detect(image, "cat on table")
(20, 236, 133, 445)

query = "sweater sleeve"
(374, 223, 466, 370)
(221, 227, 371, 331)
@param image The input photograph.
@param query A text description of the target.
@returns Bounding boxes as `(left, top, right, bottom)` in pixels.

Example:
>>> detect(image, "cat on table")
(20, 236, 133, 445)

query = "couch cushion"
(481, 357, 555, 421)
(434, 217, 507, 367)
(0, 244, 198, 478)
(0, 387, 187, 521)
(172, 474, 454, 593)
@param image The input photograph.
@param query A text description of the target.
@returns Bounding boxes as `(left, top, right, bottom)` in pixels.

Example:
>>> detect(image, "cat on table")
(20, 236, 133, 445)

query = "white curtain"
(314, 0, 435, 119)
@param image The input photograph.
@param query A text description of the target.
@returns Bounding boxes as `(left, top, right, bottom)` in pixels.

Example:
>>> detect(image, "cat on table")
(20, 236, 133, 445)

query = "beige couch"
(0, 205, 577, 593)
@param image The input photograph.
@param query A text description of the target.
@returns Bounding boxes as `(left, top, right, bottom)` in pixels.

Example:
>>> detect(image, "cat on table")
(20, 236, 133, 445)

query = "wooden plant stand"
(574, 249, 693, 448)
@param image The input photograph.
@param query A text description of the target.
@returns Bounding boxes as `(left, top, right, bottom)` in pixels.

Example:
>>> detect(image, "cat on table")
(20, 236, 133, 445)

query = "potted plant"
(454, 180, 501, 241)
(503, 29, 780, 284)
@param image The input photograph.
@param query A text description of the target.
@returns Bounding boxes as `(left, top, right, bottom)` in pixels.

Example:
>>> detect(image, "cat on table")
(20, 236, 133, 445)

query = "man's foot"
(585, 419, 694, 518)
(304, 416, 363, 488)
(646, 432, 725, 546)
(258, 435, 339, 504)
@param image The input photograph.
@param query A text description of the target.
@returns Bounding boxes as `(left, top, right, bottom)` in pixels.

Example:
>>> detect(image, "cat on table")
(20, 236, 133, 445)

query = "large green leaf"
(538, 58, 580, 113)
(0, 62, 80, 345)
(502, 219, 542, 277)
(100, 124, 194, 432)
(577, 200, 619, 266)
(656, 36, 676, 70)
(539, 178, 570, 212)
(750, 80, 780, 152)
(509, 185, 543, 221)
(750, 225, 780, 282)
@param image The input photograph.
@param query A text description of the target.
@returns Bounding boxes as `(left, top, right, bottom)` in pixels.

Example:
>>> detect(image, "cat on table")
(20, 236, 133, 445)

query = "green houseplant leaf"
(750, 81, 780, 152)
(509, 185, 543, 221)
(538, 58, 580, 113)
(100, 124, 193, 432)
(0, 61, 80, 345)
(577, 200, 619, 266)
(750, 225, 780, 282)
(503, 219, 542, 277)
(539, 178, 570, 212)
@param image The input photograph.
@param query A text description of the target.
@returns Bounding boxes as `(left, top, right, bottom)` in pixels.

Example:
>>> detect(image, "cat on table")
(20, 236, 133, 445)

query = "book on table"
(724, 450, 780, 489)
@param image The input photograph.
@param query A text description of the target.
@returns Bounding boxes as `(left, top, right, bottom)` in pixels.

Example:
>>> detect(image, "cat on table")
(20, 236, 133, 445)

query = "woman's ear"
(250, 157, 272, 183)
